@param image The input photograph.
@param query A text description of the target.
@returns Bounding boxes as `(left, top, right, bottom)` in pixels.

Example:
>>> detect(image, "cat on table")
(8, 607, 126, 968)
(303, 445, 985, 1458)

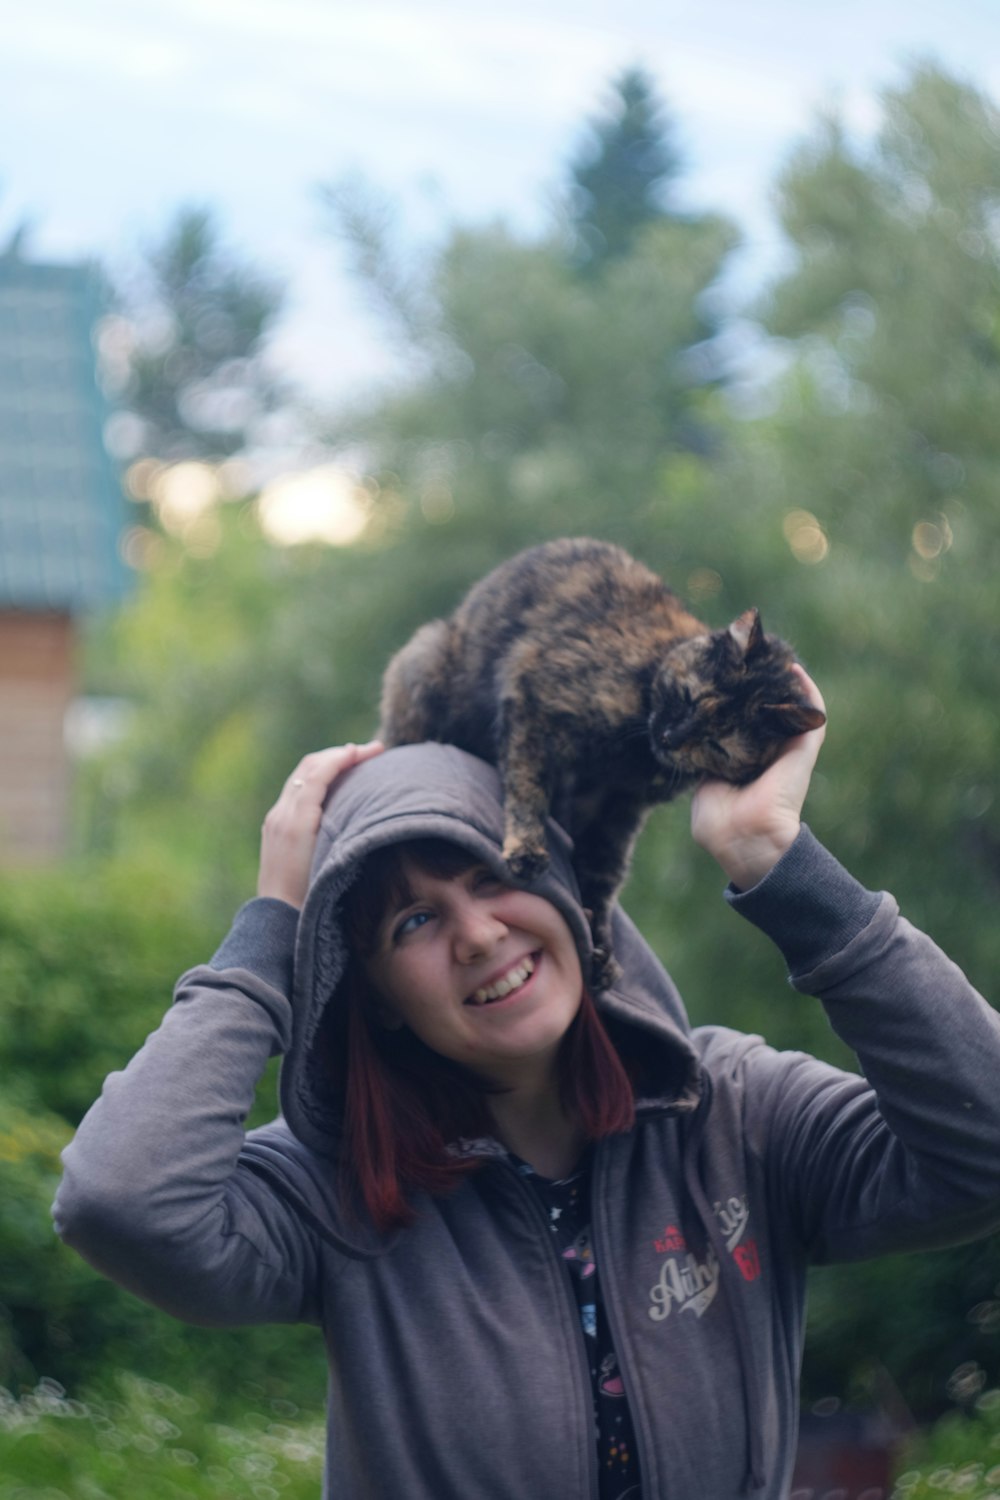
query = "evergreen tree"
(111, 206, 286, 463)
(567, 65, 682, 271)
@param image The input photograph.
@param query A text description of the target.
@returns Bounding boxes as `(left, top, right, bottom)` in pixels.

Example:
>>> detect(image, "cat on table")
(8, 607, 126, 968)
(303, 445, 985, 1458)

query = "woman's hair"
(320, 838, 636, 1232)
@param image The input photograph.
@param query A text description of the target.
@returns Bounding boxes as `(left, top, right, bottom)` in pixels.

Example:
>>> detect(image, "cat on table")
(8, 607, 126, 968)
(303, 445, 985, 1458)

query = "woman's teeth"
(468, 955, 535, 1005)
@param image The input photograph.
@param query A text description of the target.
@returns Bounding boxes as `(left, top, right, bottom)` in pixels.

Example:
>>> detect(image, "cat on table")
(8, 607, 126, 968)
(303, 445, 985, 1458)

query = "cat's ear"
(726, 607, 764, 660)
(760, 700, 827, 737)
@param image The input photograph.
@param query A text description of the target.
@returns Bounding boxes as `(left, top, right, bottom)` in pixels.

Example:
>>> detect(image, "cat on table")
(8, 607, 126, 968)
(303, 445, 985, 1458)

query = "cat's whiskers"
(666, 764, 688, 796)
(606, 721, 649, 749)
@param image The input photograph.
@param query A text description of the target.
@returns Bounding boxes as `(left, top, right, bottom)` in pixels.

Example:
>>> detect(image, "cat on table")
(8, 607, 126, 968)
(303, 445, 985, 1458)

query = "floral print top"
(513, 1151, 642, 1500)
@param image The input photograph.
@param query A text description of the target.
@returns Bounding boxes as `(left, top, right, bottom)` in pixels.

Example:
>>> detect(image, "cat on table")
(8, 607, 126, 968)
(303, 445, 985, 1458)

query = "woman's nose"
(452, 902, 507, 962)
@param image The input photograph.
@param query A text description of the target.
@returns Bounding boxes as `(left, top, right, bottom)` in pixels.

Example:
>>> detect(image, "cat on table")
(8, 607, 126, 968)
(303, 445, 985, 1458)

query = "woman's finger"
(790, 662, 827, 720)
(282, 740, 384, 799)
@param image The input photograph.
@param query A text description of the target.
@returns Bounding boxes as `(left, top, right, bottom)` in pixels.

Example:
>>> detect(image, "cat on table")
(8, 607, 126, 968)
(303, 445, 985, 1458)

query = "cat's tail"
(378, 619, 456, 746)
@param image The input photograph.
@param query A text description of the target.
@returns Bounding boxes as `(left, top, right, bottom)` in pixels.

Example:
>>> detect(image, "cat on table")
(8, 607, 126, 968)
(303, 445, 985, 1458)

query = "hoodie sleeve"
(52, 898, 326, 1327)
(726, 827, 1000, 1261)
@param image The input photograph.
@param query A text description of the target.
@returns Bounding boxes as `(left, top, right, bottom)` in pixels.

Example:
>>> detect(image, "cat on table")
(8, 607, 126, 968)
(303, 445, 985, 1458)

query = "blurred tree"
(745, 62, 1000, 937)
(319, 73, 737, 499)
(731, 61, 1000, 1419)
(566, 64, 683, 271)
(106, 205, 286, 463)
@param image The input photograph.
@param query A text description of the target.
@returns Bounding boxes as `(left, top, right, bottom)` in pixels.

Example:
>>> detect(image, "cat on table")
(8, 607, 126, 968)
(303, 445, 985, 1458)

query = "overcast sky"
(3, 0, 998, 413)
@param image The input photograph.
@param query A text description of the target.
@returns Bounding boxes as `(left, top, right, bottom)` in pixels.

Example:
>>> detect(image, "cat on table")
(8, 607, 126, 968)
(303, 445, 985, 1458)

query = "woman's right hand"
(257, 741, 384, 909)
(690, 666, 826, 891)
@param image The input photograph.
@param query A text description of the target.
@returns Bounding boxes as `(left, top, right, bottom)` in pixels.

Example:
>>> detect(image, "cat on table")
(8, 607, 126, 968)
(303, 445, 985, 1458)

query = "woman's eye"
(394, 910, 431, 941)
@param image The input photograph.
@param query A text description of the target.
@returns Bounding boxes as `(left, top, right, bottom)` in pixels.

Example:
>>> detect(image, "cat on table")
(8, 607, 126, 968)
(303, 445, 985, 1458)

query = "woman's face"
(363, 857, 584, 1089)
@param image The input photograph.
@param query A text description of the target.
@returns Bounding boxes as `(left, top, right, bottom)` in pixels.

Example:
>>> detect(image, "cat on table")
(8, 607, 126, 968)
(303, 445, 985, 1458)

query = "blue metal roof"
(0, 260, 130, 611)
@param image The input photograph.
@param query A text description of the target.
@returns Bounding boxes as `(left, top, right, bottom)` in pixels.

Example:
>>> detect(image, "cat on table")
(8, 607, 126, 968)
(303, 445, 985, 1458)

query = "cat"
(378, 537, 825, 988)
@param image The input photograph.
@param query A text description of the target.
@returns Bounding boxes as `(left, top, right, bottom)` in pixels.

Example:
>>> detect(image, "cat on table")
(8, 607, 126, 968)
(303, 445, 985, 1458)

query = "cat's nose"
(661, 718, 695, 750)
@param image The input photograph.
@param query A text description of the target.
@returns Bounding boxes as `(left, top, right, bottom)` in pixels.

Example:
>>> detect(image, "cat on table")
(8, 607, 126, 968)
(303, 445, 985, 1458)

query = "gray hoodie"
(54, 744, 1000, 1498)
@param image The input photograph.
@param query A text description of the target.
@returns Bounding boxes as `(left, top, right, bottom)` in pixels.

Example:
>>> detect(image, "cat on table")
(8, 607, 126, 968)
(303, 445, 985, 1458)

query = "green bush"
(0, 858, 327, 1408)
(0, 857, 219, 1125)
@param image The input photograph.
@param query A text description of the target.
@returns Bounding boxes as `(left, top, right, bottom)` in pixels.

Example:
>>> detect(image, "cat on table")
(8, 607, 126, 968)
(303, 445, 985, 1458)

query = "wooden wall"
(0, 610, 74, 863)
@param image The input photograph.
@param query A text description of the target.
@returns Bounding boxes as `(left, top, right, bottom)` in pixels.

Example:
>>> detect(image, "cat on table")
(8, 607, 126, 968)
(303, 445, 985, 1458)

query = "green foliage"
(804, 1241, 1000, 1417)
(319, 208, 737, 512)
(0, 861, 322, 1400)
(0, 1374, 324, 1497)
(0, 1093, 81, 1393)
(734, 61, 1000, 1417)
(744, 61, 1000, 964)
(321, 73, 738, 494)
(0, 859, 218, 1124)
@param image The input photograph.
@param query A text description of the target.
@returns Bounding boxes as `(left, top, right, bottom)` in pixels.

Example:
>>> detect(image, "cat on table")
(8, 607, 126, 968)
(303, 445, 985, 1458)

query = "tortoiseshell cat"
(379, 538, 825, 987)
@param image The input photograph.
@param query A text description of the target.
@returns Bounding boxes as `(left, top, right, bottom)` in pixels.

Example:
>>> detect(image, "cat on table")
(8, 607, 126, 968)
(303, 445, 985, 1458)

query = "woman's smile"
(466, 950, 538, 1006)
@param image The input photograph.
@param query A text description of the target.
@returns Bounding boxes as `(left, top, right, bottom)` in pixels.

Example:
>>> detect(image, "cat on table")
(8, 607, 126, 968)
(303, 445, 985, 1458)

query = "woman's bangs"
(344, 837, 484, 956)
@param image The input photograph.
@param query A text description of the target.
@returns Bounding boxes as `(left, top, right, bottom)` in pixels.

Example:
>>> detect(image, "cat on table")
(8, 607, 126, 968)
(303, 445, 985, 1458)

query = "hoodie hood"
(281, 743, 701, 1157)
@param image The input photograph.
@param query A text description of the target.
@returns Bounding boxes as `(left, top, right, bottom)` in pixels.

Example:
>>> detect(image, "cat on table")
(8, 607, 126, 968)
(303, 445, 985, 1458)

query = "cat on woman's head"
(378, 537, 825, 989)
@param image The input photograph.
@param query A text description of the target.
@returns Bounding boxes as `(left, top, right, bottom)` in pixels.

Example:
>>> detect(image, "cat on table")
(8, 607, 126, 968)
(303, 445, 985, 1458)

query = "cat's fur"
(378, 538, 825, 988)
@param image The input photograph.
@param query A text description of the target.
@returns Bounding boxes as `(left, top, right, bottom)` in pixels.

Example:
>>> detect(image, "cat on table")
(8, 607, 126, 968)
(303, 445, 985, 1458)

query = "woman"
(55, 675, 1000, 1499)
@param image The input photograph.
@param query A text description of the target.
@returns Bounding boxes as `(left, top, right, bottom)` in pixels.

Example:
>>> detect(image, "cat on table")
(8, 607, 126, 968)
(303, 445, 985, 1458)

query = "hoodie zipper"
(589, 1137, 661, 1498)
(500, 1160, 601, 1500)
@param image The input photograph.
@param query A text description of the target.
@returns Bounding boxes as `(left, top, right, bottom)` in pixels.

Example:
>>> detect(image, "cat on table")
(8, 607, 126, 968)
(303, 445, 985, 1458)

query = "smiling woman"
(324, 836, 634, 1221)
(54, 728, 1000, 1499)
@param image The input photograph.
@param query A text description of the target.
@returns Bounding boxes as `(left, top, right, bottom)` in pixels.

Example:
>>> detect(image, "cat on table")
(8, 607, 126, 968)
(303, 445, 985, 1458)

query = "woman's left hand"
(258, 741, 384, 909)
(690, 666, 826, 891)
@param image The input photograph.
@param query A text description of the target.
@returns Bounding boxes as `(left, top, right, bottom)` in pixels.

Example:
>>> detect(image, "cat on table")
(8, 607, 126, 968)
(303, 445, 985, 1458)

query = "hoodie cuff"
(208, 897, 300, 997)
(724, 825, 882, 977)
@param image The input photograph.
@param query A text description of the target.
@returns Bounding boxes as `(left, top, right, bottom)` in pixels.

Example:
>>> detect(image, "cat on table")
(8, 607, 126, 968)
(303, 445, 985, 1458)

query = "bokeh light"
(782, 508, 829, 564)
(256, 464, 370, 546)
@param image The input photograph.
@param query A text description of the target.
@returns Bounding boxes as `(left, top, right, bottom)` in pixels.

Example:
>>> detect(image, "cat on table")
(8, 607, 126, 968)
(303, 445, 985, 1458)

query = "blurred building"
(0, 258, 127, 862)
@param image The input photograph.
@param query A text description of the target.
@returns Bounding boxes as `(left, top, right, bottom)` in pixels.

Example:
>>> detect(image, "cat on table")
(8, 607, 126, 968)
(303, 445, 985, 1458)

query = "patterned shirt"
(512, 1151, 642, 1500)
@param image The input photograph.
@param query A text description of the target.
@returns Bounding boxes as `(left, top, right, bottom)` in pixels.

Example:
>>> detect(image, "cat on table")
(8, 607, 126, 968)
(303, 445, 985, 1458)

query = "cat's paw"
(590, 947, 622, 993)
(502, 838, 550, 883)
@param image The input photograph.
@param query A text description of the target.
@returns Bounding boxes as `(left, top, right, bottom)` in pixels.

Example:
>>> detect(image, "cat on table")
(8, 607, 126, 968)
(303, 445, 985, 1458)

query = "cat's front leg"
(580, 890, 623, 993)
(573, 798, 650, 991)
(498, 699, 553, 883)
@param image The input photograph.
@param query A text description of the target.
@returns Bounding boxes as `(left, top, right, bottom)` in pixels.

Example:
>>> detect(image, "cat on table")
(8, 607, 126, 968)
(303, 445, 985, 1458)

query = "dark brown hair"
(321, 838, 635, 1232)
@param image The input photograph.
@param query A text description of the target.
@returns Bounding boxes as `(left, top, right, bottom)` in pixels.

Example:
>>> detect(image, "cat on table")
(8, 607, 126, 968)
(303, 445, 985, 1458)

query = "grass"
(0, 1373, 325, 1499)
(892, 1391, 1000, 1499)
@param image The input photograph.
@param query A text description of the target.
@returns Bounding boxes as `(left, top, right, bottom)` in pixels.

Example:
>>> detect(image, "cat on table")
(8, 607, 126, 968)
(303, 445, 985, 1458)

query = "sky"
(3, 0, 999, 418)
